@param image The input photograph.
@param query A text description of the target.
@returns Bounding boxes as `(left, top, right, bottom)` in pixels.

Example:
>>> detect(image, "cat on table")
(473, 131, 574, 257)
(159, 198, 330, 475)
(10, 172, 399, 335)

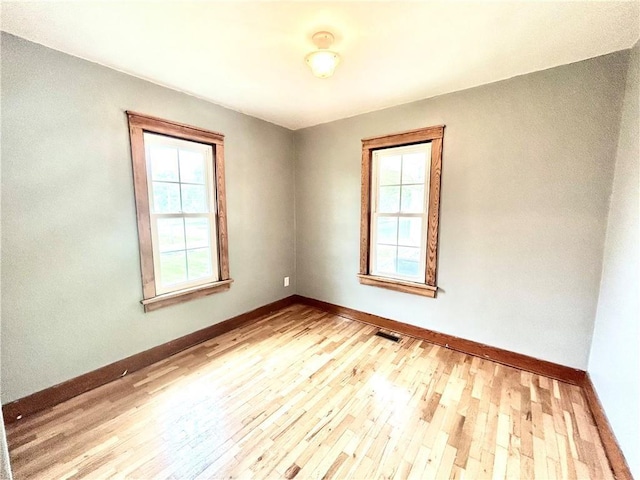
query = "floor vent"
(375, 331, 401, 342)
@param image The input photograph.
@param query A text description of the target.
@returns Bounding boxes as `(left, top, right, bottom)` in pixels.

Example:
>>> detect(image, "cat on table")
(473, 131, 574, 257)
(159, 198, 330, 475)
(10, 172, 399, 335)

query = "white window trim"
(370, 143, 432, 283)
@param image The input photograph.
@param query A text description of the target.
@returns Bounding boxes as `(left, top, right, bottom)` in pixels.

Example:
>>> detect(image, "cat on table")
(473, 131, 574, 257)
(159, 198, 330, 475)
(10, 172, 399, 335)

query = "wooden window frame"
(359, 125, 444, 298)
(127, 111, 232, 312)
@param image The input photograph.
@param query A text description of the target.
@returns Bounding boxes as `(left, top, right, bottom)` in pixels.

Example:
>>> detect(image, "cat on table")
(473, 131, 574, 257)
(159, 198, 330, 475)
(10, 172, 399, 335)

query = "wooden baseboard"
(581, 374, 633, 480)
(293, 294, 586, 386)
(2, 295, 297, 424)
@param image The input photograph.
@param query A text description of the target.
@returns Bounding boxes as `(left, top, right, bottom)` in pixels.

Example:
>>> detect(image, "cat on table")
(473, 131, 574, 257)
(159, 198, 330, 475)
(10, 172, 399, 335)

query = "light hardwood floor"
(7, 304, 614, 479)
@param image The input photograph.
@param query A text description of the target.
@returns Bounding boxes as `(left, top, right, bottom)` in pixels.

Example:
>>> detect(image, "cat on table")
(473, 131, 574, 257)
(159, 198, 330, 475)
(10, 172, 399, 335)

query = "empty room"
(1, 1, 638, 479)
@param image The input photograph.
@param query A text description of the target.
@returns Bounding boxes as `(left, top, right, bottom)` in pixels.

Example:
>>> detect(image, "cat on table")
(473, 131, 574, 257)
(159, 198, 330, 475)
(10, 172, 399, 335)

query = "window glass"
(150, 146, 179, 182)
(370, 142, 431, 282)
(143, 132, 219, 295)
(157, 218, 186, 252)
(160, 251, 187, 285)
(179, 150, 206, 184)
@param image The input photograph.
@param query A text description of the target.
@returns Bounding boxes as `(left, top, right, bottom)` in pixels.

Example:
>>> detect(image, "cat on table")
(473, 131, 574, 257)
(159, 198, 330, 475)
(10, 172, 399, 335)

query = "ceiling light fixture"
(305, 31, 340, 79)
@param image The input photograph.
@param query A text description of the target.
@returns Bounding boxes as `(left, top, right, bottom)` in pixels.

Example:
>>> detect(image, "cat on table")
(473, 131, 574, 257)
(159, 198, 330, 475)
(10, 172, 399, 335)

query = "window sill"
(141, 279, 233, 312)
(357, 274, 437, 298)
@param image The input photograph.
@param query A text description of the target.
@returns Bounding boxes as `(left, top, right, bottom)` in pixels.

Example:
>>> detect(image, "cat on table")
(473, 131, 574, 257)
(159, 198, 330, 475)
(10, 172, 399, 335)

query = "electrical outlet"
(284, 276, 290, 287)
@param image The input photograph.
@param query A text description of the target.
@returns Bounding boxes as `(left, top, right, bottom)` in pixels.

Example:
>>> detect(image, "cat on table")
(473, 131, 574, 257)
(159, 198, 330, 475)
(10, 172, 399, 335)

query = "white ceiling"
(2, 1, 638, 130)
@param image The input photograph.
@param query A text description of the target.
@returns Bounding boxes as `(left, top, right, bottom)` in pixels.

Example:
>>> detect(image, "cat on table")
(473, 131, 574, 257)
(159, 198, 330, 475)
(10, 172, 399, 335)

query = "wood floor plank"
(6, 304, 615, 479)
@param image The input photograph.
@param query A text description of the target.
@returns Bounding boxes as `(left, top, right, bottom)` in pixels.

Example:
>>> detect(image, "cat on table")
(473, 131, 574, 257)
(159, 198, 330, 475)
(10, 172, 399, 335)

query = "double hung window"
(145, 133, 218, 294)
(370, 143, 431, 282)
(359, 126, 444, 297)
(127, 112, 231, 311)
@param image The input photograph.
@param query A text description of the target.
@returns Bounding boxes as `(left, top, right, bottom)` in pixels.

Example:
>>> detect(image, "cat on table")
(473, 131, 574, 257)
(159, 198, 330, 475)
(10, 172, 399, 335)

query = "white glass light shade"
(305, 50, 340, 78)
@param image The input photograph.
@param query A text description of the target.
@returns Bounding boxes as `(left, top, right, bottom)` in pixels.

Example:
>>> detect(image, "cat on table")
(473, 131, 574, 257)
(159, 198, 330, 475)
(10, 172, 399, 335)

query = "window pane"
(376, 217, 398, 245)
(185, 218, 210, 249)
(160, 251, 187, 285)
(187, 248, 212, 280)
(179, 150, 206, 184)
(398, 217, 422, 247)
(379, 155, 401, 185)
(150, 146, 179, 182)
(398, 247, 421, 277)
(157, 218, 185, 252)
(153, 182, 181, 213)
(402, 152, 426, 184)
(400, 185, 425, 213)
(181, 184, 208, 213)
(378, 186, 400, 213)
(376, 244, 397, 275)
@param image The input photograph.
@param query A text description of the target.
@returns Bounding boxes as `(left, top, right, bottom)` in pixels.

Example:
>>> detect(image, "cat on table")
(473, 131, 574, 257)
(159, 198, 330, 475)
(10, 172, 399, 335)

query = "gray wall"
(589, 41, 639, 478)
(294, 51, 629, 369)
(0, 412, 10, 480)
(0, 33, 296, 403)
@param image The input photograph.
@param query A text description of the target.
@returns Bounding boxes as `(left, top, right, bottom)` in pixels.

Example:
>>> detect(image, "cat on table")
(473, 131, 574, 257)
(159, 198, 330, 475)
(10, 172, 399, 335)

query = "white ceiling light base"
(305, 31, 341, 79)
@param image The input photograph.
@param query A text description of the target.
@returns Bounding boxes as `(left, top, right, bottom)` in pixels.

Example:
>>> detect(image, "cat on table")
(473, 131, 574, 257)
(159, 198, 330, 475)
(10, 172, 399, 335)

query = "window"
(359, 126, 444, 297)
(127, 112, 232, 312)
(370, 143, 431, 282)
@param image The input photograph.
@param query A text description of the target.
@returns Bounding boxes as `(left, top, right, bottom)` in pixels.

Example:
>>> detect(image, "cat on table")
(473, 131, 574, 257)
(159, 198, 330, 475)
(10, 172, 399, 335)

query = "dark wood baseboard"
(2, 295, 297, 424)
(293, 294, 586, 386)
(581, 374, 633, 480)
